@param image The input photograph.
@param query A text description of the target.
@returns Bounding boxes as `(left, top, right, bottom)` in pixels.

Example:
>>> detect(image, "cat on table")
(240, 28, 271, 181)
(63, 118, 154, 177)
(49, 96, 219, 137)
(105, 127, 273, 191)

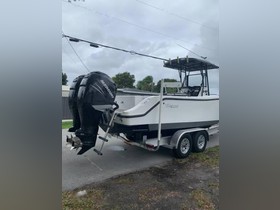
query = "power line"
(62, 0, 215, 53)
(62, 47, 76, 63)
(63, 36, 90, 72)
(63, 34, 208, 61)
(177, 44, 207, 60)
(62, 34, 170, 61)
(62, 39, 78, 63)
(62, 34, 219, 69)
(135, 0, 218, 31)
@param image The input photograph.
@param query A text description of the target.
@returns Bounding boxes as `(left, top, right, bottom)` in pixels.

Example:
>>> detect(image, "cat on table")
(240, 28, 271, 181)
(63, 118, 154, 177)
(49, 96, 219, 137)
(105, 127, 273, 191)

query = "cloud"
(62, 0, 219, 93)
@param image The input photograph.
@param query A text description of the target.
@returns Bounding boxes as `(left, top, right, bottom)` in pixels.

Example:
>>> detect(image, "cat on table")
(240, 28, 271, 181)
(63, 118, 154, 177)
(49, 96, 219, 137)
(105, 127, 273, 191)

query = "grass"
(190, 189, 215, 210)
(62, 121, 73, 129)
(192, 146, 219, 167)
(111, 176, 134, 185)
(62, 189, 104, 210)
(176, 146, 219, 168)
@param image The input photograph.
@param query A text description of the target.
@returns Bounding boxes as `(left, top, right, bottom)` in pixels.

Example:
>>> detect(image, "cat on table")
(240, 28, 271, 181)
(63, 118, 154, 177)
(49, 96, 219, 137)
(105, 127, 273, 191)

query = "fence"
(62, 97, 72, 120)
(62, 85, 72, 120)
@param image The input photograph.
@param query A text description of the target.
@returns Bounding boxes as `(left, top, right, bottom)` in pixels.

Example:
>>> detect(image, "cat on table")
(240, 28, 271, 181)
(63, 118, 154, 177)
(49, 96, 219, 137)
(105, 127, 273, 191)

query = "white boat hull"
(113, 95, 219, 133)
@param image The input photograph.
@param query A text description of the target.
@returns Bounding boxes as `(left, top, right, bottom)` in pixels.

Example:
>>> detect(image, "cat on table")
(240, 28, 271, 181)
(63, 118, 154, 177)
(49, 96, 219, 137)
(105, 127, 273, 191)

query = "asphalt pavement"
(62, 129, 219, 191)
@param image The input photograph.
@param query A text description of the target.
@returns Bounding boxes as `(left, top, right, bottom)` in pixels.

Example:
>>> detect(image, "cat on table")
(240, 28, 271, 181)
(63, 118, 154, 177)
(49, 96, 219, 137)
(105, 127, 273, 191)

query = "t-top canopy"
(163, 57, 219, 72)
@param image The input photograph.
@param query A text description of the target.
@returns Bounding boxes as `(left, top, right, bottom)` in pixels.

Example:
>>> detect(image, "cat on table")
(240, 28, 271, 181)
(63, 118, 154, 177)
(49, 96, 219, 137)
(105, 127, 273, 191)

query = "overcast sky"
(62, 0, 219, 93)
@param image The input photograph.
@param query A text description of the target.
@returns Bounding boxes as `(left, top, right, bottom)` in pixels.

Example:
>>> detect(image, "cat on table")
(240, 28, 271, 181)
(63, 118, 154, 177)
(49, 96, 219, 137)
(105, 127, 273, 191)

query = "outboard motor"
(68, 75, 84, 132)
(74, 71, 117, 155)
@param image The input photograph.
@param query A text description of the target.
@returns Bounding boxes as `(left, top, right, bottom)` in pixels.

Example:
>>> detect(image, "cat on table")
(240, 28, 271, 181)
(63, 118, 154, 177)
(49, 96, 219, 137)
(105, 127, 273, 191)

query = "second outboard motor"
(68, 75, 84, 132)
(75, 71, 117, 155)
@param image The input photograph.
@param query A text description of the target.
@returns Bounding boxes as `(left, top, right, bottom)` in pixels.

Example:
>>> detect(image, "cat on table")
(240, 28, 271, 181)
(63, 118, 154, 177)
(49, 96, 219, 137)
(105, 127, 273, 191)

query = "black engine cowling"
(68, 75, 84, 132)
(73, 71, 117, 155)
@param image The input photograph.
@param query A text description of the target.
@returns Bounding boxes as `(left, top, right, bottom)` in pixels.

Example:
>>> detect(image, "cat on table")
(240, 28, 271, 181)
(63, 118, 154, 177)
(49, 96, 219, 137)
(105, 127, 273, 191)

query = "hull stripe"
(117, 98, 219, 119)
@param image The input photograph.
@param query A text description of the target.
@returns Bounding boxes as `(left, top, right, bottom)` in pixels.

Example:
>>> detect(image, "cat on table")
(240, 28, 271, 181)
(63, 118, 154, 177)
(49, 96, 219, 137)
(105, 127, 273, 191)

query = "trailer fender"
(170, 128, 208, 149)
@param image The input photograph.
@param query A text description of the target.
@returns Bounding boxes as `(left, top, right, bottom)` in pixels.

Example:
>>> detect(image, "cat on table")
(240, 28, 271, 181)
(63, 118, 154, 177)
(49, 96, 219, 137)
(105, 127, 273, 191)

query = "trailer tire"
(192, 131, 208, 153)
(173, 133, 192, 158)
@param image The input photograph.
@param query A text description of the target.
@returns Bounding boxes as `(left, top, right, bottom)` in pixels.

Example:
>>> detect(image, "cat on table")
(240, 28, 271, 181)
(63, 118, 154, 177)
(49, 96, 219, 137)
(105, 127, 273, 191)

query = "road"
(62, 129, 219, 191)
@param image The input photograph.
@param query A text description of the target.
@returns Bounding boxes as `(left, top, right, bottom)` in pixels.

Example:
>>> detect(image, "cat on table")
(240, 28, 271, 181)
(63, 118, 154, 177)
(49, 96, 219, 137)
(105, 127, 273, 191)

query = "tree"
(154, 78, 178, 93)
(62, 72, 68, 85)
(112, 72, 135, 88)
(137, 76, 155, 91)
(136, 76, 154, 92)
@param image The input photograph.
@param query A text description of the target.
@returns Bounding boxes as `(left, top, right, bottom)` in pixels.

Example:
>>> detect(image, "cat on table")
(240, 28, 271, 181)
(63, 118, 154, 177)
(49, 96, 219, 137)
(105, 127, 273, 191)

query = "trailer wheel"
(173, 133, 192, 158)
(192, 131, 208, 153)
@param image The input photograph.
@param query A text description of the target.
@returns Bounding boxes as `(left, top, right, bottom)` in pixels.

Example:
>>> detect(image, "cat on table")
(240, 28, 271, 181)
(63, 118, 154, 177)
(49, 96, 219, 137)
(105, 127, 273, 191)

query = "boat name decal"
(165, 103, 179, 108)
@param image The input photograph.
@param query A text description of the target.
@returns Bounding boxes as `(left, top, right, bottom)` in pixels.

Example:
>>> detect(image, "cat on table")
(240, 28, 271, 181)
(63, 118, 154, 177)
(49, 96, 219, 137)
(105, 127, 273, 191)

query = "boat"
(105, 57, 219, 139)
(66, 57, 219, 156)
